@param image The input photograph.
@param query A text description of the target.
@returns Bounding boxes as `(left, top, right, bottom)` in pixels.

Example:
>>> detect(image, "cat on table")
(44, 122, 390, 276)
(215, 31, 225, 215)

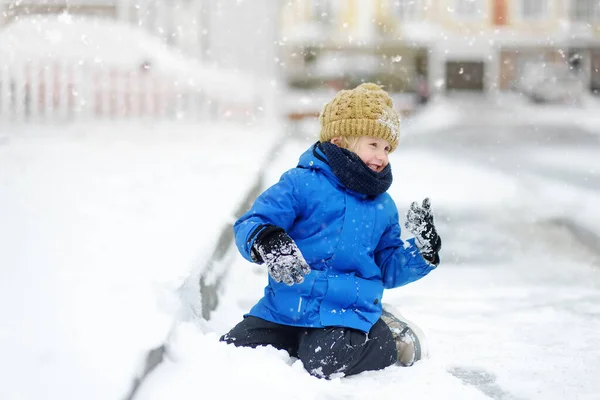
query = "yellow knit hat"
(319, 83, 401, 152)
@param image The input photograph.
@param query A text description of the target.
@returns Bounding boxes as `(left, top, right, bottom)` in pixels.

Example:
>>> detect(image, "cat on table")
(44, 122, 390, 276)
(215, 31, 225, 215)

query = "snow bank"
(0, 121, 280, 400)
(0, 14, 257, 100)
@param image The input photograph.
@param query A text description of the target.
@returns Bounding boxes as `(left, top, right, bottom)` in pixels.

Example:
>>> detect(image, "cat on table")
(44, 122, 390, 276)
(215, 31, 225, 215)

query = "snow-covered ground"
(0, 121, 280, 399)
(1, 98, 600, 400)
(138, 132, 600, 400)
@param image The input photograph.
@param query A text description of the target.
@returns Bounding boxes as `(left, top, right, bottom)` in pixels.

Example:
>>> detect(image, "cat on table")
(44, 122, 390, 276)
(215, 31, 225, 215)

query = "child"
(220, 83, 441, 379)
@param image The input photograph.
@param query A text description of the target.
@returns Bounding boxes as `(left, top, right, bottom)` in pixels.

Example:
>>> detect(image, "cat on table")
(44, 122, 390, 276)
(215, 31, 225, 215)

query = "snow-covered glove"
(405, 198, 441, 265)
(252, 227, 311, 286)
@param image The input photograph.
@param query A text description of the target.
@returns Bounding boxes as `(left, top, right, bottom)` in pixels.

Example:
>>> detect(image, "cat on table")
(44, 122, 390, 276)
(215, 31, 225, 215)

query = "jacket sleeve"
(233, 169, 302, 263)
(375, 212, 436, 289)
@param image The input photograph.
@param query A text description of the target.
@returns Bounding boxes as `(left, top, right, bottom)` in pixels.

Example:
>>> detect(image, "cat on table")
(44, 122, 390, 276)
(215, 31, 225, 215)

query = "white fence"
(0, 60, 267, 124)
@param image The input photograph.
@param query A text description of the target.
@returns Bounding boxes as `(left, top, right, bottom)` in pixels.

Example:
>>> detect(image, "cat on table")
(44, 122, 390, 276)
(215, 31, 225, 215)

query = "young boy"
(220, 83, 441, 379)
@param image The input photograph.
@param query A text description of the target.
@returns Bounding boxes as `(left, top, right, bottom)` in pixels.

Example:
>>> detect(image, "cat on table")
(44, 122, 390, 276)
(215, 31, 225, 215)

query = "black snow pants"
(219, 316, 397, 379)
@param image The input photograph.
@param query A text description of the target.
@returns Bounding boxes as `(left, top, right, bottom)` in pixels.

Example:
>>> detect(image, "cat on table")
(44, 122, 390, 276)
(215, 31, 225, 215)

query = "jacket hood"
(297, 142, 344, 190)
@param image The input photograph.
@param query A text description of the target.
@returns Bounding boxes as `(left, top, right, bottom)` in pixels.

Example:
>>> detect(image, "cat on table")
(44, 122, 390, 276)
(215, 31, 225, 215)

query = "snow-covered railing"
(0, 60, 267, 124)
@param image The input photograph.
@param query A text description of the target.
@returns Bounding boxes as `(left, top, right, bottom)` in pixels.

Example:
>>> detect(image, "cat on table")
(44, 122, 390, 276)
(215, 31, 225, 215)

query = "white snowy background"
(2, 4, 600, 400)
(2, 98, 600, 400)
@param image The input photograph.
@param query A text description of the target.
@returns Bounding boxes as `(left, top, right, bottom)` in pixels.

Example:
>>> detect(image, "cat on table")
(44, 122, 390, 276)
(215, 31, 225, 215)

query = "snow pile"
(0, 14, 257, 100)
(0, 121, 280, 400)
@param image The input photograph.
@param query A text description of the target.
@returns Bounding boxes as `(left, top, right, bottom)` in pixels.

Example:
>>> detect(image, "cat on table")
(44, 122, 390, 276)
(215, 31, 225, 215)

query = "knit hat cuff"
(320, 118, 399, 152)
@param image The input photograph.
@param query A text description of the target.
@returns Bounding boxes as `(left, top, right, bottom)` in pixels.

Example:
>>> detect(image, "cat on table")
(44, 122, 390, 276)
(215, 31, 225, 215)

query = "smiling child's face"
(352, 136, 391, 173)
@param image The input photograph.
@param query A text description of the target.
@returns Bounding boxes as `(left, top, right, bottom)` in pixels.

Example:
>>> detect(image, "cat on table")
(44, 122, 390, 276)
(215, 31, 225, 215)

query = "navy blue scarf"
(316, 142, 393, 197)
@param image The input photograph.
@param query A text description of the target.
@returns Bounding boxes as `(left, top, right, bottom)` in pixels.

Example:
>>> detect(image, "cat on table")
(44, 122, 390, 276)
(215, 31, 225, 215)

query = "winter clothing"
(222, 82, 439, 378)
(405, 198, 442, 265)
(252, 226, 311, 285)
(220, 316, 397, 379)
(380, 303, 428, 367)
(233, 142, 435, 334)
(319, 83, 401, 152)
(319, 141, 392, 196)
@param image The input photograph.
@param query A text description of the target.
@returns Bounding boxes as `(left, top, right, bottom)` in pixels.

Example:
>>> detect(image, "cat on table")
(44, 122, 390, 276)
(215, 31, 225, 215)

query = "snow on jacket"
(234, 143, 435, 333)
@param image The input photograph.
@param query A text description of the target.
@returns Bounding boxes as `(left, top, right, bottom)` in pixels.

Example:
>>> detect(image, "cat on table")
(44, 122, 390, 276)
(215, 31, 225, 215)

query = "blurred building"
(0, 0, 204, 57)
(280, 0, 600, 96)
(0, 0, 119, 20)
(0, 0, 282, 123)
(0, 0, 282, 81)
(280, 1, 429, 93)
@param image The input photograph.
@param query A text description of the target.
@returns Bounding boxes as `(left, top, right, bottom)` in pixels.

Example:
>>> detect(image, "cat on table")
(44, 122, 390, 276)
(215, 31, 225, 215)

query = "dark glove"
(404, 198, 441, 265)
(252, 227, 311, 286)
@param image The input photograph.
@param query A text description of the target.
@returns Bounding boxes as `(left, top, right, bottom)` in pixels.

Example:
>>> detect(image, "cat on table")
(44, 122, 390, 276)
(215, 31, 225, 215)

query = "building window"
(395, 0, 422, 21)
(455, 0, 483, 18)
(521, 0, 548, 19)
(572, 0, 600, 22)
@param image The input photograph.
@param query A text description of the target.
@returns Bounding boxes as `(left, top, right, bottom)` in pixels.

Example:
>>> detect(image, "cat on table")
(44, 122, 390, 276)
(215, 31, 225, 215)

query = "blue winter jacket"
(234, 143, 435, 333)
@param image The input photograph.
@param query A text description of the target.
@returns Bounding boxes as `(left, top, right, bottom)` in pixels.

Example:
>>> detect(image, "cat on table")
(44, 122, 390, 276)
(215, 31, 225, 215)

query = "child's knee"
(298, 342, 353, 379)
(300, 351, 343, 379)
